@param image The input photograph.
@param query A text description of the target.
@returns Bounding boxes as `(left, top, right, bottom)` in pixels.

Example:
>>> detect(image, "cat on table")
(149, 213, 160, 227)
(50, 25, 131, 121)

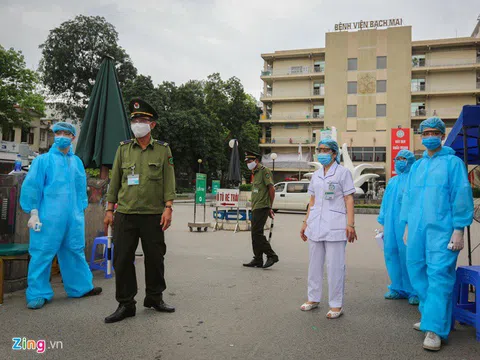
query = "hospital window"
(347, 105, 357, 118)
(348, 58, 357, 71)
(377, 56, 387, 69)
(347, 82, 357, 94)
(376, 80, 387, 93)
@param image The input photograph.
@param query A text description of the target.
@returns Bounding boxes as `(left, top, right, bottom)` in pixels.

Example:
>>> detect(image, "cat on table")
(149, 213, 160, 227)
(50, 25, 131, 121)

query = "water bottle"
(14, 154, 22, 172)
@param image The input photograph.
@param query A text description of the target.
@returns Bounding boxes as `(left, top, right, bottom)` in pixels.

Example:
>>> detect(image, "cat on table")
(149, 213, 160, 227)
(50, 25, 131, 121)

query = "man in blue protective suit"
(401, 117, 473, 351)
(378, 149, 418, 305)
(20, 122, 102, 309)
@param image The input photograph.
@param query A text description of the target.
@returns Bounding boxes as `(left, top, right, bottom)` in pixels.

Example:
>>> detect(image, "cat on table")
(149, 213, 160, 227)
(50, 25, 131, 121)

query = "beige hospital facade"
(259, 20, 480, 184)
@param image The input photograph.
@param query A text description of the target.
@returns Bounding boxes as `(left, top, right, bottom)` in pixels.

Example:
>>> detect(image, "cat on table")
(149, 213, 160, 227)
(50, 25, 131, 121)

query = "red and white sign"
(215, 189, 240, 207)
(390, 128, 411, 177)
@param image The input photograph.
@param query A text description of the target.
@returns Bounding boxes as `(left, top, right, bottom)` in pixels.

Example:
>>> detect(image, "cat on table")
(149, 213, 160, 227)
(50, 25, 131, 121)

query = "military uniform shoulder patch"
(265, 172, 270, 179)
(120, 139, 134, 145)
(168, 156, 174, 166)
(154, 140, 169, 147)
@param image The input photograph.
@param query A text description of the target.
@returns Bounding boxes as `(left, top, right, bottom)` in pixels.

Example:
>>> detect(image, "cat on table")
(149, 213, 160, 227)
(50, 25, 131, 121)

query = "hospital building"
(259, 17, 480, 184)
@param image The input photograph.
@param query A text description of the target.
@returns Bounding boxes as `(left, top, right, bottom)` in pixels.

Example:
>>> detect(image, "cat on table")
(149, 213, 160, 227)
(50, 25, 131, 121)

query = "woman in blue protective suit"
(378, 149, 418, 305)
(20, 122, 102, 309)
(401, 117, 473, 351)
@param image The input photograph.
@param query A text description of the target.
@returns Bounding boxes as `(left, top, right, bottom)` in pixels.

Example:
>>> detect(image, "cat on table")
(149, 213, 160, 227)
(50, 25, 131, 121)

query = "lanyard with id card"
(127, 165, 140, 186)
(324, 182, 335, 200)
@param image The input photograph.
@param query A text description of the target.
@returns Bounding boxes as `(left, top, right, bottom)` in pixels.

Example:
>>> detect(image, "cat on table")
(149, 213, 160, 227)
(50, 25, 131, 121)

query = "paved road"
(1, 204, 479, 359)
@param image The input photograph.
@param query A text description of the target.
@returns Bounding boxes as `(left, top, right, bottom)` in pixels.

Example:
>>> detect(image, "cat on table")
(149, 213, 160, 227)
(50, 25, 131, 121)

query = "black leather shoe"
(104, 305, 136, 323)
(263, 257, 279, 269)
(144, 299, 175, 313)
(243, 259, 264, 268)
(82, 287, 102, 297)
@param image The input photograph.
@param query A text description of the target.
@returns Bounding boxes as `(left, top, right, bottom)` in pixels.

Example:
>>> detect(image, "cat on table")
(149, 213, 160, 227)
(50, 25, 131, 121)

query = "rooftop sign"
(334, 18, 403, 31)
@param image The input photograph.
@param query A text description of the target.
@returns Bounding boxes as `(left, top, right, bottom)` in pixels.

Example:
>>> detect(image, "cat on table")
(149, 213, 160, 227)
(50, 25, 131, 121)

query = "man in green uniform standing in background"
(243, 151, 279, 269)
(104, 98, 176, 323)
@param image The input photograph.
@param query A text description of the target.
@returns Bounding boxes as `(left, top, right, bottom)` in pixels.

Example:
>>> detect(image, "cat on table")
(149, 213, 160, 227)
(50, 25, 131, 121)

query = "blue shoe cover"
(384, 290, 406, 300)
(408, 296, 419, 305)
(27, 298, 46, 309)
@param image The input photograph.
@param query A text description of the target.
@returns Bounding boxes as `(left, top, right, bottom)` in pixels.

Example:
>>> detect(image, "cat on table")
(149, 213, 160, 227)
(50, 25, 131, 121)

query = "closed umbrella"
(75, 56, 132, 176)
(75, 56, 132, 278)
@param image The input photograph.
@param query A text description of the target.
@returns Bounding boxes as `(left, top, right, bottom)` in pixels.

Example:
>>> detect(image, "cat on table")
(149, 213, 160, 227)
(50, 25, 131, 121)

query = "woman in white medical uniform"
(299, 139, 357, 319)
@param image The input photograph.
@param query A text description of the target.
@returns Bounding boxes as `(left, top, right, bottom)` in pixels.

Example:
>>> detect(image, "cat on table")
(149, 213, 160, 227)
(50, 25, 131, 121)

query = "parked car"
(272, 180, 310, 212)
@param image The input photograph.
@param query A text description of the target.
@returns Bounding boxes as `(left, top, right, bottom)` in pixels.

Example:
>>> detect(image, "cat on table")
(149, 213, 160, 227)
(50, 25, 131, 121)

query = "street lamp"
(197, 158, 202, 173)
(270, 152, 277, 174)
(228, 139, 237, 148)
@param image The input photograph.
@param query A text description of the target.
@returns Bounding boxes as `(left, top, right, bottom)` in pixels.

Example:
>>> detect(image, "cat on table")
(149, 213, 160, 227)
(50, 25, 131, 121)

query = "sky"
(0, 0, 479, 99)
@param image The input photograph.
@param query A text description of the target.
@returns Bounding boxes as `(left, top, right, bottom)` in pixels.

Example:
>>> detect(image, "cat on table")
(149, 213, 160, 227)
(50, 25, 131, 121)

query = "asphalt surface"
(1, 204, 479, 360)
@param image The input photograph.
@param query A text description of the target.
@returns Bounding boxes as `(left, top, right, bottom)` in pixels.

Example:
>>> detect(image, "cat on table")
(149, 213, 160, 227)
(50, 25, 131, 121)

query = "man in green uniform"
(243, 151, 279, 269)
(104, 98, 176, 323)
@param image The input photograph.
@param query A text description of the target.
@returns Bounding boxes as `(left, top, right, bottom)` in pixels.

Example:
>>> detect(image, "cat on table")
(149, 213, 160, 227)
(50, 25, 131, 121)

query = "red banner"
(391, 128, 410, 177)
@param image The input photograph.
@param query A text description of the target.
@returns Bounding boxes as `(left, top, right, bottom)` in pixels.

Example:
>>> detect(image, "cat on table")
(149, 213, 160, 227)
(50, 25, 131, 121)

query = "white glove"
(403, 224, 408, 245)
(27, 209, 41, 231)
(449, 230, 464, 251)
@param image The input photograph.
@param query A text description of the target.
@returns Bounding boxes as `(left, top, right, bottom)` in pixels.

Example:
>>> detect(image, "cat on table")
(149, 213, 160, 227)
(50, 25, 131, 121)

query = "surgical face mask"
(54, 136, 72, 149)
(247, 161, 257, 170)
(395, 160, 408, 174)
(131, 123, 151, 138)
(422, 136, 442, 150)
(317, 153, 332, 165)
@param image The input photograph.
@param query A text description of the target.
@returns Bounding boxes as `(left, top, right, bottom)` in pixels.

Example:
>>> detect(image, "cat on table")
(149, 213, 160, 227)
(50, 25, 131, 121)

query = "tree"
(0, 45, 45, 130)
(121, 72, 261, 187)
(39, 15, 137, 121)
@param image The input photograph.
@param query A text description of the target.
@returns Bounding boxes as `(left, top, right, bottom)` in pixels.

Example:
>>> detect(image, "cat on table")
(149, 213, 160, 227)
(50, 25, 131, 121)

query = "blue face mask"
(317, 153, 332, 165)
(54, 136, 72, 149)
(395, 160, 407, 174)
(422, 136, 442, 150)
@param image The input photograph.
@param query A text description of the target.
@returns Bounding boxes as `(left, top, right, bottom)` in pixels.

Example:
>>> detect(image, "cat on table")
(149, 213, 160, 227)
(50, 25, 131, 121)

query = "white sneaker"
(413, 322, 421, 331)
(423, 332, 441, 351)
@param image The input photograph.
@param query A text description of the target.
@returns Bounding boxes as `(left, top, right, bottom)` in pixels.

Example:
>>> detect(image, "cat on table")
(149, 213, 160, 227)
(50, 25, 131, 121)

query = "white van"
(272, 180, 311, 212)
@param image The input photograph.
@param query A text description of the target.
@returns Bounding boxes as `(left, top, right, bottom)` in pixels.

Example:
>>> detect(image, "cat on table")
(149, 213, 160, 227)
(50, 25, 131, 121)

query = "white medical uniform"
(304, 162, 355, 307)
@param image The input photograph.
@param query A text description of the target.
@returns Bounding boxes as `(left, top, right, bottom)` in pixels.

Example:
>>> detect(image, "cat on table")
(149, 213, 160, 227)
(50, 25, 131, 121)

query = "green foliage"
(39, 15, 137, 121)
(354, 204, 381, 209)
(472, 187, 480, 198)
(0, 45, 45, 129)
(85, 168, 100, 178)
(121, 73, 261, 186)
(239, 184, 252, 191)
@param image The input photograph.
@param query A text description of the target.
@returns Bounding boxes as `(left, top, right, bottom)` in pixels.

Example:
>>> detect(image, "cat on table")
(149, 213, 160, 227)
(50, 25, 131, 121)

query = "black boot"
(104, 304, 136, 323)
(263, 256, 279, 269)
(82, 287, 102, 297)
(243, 259, 264, 268)
(144, 298, 175, 313)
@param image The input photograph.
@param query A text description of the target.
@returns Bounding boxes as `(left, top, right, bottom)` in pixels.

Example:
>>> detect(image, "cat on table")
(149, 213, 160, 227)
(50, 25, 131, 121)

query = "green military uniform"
(106, 98, 176, 308)
(244, 151, 278, 267)
(107, 137, 176, 214)
(251, 165, 274, 210)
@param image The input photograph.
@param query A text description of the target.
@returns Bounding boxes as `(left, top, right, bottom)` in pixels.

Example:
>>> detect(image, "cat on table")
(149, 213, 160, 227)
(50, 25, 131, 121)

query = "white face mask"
(131, 123, 151, 138)
(247, 162, 257, 170)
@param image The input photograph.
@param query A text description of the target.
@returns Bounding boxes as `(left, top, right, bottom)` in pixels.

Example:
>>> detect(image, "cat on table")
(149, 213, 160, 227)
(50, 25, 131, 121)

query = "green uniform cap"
(245, 150, 261, 161)
(129, 97, 159, 121)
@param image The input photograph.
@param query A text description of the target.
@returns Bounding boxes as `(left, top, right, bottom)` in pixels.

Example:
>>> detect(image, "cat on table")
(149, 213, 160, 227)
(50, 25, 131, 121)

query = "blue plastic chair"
(89, 236, 114, 279)
(451, 266, 480, 341)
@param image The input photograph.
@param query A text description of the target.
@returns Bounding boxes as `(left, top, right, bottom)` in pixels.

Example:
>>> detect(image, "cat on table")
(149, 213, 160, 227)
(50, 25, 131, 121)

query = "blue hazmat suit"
(378, 150, 416, 298)
(20, 143, 93, 303)
(401, 146, 473, 339)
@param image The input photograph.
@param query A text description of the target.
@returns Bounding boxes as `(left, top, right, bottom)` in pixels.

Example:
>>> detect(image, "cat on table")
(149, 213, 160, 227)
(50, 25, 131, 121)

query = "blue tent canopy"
(444, 105, 480, 165)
